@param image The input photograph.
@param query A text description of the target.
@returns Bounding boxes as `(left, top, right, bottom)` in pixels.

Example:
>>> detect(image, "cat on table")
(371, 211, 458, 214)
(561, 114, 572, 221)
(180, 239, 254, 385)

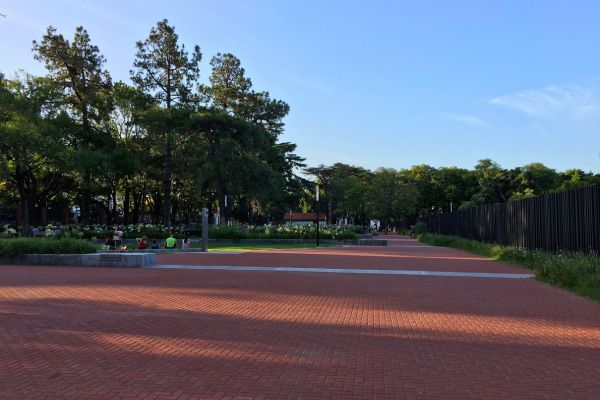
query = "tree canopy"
(1, 20, 599, 234)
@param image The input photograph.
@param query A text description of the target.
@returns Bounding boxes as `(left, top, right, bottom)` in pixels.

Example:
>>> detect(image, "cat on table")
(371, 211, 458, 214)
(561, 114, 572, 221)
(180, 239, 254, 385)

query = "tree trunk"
(216, 186, 226, 225)
(172, 197, 178, 225)
(15, 167, 31, 237)
(81, 100, 91, 225)
(152, 191, 162, 225)
(132, 191, 140, 224)
(162, 137, 173, 227)
(123, 186, 131, 225)
(19, 190, 31, 237)
(112, 188, 118, 223)
(81, 172, 91, 225)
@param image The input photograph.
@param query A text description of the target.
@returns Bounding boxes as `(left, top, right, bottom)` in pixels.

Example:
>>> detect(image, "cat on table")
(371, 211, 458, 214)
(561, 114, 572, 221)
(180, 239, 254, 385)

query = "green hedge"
(208, 225, 358, 240)
(35, 224, 359, 241)
(414, 221, 428, 235)
(0, 238, 98, 258)
(418, 233, 600, 301)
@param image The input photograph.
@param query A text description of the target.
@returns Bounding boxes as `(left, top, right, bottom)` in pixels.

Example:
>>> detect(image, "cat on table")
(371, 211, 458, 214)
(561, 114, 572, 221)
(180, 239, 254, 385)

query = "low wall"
(0, 253, 155, 268)
(356, 239, 388, 246)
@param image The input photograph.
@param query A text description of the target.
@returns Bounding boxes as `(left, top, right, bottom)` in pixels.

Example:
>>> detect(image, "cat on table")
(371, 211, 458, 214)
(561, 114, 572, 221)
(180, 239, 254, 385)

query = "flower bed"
(1, 223, 360, 241)
(208, 225, 359, 240)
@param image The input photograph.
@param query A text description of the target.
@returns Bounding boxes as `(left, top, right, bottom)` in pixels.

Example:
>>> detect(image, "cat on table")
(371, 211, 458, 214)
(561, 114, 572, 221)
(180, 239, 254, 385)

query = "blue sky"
(1, 0, 600, 172)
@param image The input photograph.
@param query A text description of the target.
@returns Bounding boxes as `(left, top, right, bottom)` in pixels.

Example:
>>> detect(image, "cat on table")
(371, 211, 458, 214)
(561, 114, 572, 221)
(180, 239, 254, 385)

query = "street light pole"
(316, 184, 320, 247)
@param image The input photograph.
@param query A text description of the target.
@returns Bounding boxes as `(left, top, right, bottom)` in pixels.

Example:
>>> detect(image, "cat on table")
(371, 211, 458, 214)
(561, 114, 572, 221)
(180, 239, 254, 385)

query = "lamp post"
(316, 184, 320, 247)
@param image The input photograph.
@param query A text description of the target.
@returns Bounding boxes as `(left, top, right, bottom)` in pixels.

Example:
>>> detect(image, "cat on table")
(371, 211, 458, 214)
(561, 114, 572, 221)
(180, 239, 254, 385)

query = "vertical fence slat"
(421, 185, 600, 253)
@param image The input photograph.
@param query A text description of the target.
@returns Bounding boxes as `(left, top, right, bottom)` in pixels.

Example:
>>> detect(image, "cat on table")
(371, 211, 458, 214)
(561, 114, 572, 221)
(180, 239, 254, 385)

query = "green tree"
(187, 111, 279, 224)
(32, 25, 113, 224)
(201, 52, 299, 221)
(470, 159, 514, 205)
(556, 169, 600, 192)
(201, 53, 290, 138)
(400, 165, 441, 215)
(106, 82, 153, 223)
(510, 162, 559, 200)
(368, 168, 419, 230)
(0, 74, 70, 234)
(131, 19, 202, 226)
(201, 53, 252, 114)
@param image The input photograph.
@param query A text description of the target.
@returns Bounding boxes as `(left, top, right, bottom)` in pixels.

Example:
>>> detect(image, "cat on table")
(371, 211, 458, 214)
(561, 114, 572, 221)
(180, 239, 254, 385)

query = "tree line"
(305, 160, 600, 230)
(0, 20, 307, 234)
(1, 20, 599, 234)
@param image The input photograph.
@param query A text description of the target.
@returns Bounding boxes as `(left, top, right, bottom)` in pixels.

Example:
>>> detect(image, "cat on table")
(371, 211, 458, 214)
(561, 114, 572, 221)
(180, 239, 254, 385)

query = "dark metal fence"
(421, 185, 600, 253)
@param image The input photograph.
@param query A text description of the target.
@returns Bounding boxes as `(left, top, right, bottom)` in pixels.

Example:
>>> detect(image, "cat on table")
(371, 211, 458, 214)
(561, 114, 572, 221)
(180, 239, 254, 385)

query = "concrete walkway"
(149, 264, 534, 279)
(1, 235, 599, 399)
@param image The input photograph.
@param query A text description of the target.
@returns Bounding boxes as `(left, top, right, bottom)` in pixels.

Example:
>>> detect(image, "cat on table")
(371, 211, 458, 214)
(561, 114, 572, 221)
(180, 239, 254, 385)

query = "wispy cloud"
(490, 85, 600, 121)
(442, 113, 488, 127)
(61, 0, 132, 29)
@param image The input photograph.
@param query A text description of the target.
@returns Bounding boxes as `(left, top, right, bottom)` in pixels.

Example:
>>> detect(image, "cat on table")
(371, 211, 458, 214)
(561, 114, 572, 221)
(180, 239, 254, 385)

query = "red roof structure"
(285, 212, 326, 222)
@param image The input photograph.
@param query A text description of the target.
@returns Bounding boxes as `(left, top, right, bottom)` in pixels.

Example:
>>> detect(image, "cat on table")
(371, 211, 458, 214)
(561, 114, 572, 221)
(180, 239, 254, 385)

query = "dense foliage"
(208, 225, 359, 240)
(1, 20, 598, 235)
(0, 238, 98, 257)
(0, 20, 306, 233)
(0, 223, 359, 240)
(306, 161, 600, 228)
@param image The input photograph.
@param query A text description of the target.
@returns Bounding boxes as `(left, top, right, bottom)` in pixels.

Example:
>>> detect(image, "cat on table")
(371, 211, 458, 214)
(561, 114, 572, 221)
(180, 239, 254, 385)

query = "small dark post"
(202, 208, 209, 252)
(316, 184, 320, 247)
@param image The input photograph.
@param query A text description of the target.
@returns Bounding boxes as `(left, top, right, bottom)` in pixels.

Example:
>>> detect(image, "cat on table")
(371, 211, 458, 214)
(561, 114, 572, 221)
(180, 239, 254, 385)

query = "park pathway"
(1, 235, 599, 399)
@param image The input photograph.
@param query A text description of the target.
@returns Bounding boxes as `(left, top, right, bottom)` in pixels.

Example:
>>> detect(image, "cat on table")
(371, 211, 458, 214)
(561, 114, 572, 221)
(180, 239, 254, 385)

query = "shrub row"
(418, 233, 600, 301)
(4, 223, 361, 240)
(0, 238, 98, 258)
(208, 225, 358, 240)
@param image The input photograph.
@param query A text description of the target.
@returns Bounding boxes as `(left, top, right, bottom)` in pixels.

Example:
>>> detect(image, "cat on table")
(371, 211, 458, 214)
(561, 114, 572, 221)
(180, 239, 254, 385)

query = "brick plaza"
(1, 237, 599, 399)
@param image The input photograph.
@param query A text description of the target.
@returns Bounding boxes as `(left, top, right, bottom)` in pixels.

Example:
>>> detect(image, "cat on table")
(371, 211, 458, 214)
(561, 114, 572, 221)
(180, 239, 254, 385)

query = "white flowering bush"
(2, 223, 361, 240)
(0, 225, 17, 238)
(39, 223, 189, 240)
(209, 224, 359, 240)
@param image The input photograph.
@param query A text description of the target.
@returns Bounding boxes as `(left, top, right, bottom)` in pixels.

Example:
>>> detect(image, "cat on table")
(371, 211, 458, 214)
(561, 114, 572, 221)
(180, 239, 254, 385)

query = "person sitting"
(151, 240, 160, 250)
(181, 235, 190, 250)
(113, 227, 123, 251)
(165, 234, 177, 249)
(104, 236, 115, 250)
(137, 236, 148, 250)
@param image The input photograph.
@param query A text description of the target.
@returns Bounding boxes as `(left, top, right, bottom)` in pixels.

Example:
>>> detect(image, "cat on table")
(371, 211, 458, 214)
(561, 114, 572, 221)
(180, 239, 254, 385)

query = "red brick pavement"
(1, 236, 599, 399)
(157, 236, 530, 274)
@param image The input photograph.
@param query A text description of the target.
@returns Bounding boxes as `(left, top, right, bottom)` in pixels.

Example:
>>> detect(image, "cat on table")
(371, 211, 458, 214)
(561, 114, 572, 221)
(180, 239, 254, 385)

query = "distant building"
(284, 212, 327, 226)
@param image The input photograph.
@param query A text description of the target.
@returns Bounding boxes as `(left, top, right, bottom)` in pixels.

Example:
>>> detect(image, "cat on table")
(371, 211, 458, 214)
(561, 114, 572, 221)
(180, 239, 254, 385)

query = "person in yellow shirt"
(165, 233, 177, 249)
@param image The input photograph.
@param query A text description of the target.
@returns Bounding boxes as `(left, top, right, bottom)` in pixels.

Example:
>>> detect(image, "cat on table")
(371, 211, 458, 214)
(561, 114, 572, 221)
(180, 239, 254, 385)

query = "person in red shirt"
(137, 236, 148, 250)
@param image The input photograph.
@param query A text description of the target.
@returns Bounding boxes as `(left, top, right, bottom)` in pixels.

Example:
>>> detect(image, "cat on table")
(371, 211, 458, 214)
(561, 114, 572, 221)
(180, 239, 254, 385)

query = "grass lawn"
(121, 242, 335, 252)
(207, 243, 335, 252)
(419, 233, 600, 302)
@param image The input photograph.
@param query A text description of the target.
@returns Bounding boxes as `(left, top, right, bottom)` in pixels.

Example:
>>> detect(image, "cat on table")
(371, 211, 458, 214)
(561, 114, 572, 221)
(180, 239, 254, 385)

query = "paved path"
(1, 236, 599, 399)
(157, 237, 531, 274)
(150, 264, 534, 279)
